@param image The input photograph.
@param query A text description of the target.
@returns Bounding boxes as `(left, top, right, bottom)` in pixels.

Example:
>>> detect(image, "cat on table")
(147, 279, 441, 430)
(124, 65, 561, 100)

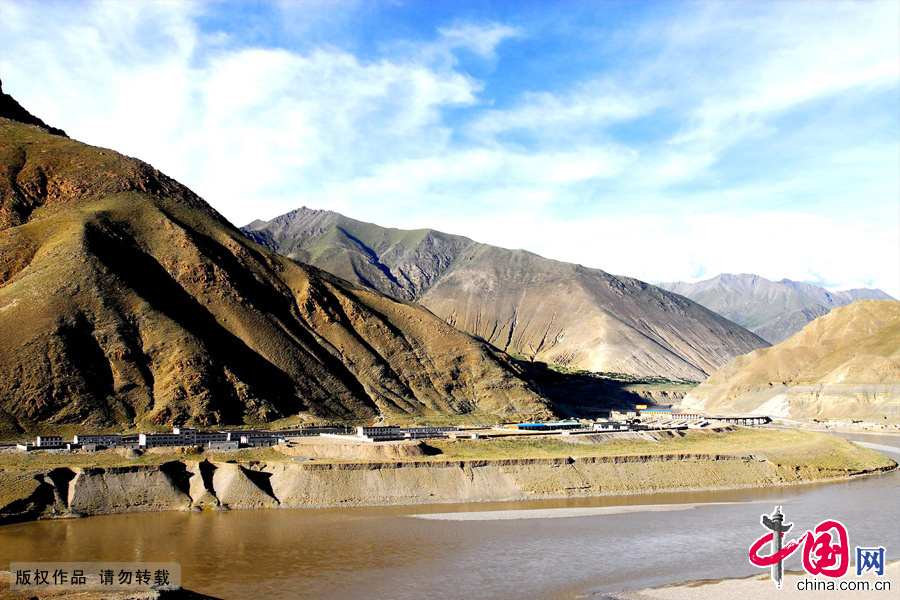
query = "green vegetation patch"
(427, 428, 896, 472)
(0, 471, 41, 509)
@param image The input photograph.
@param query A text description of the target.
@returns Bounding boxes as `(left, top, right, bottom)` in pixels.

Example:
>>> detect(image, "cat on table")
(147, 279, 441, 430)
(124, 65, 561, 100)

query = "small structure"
(638, 408, 672, 418)
(356, 425, 402, 441)
(175, 427, 228, 445)
(506, 421, 582, 431)
(121, 434, 142, 449)
(239, 433, 285, 447)
(35, 435, 64, 448)
(670, 413, 702, 421)
(209, 440, 240, 450)
(401, 426, 458, 439)
(138, 432, 187, 448)
(708, 416, 771, 426)
(612, 410, 638, 419)
(74, 434, 123, 447)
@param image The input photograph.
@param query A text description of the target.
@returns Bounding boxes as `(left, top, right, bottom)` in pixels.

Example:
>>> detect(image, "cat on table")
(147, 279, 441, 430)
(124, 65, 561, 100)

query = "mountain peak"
(244, 207, 769, 381)
(0, 80, 67, 137)
(659, 274, 894, 344)
(1, 117, 552, 434)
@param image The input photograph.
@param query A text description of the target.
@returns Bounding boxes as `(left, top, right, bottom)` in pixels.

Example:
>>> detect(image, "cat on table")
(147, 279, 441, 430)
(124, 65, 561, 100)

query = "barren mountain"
(0, 89, 552, 437)
(680, 300, 900, 423)
(659, 273, 894, 344)
(244, 208, 768, 381)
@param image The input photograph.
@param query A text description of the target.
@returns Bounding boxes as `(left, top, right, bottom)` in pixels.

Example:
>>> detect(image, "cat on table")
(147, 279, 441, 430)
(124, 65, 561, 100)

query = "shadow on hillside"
(512, 360, 694, 419)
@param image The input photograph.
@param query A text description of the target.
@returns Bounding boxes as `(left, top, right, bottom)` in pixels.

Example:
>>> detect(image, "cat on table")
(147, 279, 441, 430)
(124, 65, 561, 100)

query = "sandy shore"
(409, 499, 784, 521)
(602, 560, 898, 599)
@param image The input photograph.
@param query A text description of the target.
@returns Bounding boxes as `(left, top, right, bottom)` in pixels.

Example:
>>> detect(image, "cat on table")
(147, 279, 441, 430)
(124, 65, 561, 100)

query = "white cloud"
(438, 23, 522, 59)
(0, 0, 897, 298)
(666, 1, 900, 148)
(431, 210, 900, 299)
(468, 80, 657, 143)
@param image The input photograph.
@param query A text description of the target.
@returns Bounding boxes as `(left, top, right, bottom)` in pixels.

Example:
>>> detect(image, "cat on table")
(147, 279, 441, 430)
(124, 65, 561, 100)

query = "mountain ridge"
(658, 273, 894, 344)
(0, 80, 67, 137)
(680, 299, 900, 423)
(0, 97, 553, 436)
(243, 207, 769, 381)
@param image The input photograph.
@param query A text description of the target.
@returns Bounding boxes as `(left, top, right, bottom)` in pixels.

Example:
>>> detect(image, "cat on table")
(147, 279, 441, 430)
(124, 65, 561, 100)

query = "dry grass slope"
(0, 116, 552, 436)
(683, 300, 900, 422)
(244, 207, 769, 381)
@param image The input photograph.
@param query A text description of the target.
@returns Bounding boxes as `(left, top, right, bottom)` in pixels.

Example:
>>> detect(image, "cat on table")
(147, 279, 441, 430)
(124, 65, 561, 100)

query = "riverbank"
(0, 428, 894, 525)
(603, 559, 899, 599)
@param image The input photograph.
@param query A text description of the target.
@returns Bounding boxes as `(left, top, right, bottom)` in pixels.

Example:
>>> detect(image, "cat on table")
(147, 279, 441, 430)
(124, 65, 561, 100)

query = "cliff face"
(0, 107, 552, 435)
(244, 208, 769, 381)
(682, 300, 900, 422)
(2, 444, 892, 525)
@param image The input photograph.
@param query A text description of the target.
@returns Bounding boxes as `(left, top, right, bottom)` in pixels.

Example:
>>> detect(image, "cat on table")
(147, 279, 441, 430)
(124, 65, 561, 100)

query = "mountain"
(658, 274, 895, 344)
(0, 88, 553, 437)
(243, 208, 768, 381)
(680, 300, 900, 423)
(0, 79, 67, 137)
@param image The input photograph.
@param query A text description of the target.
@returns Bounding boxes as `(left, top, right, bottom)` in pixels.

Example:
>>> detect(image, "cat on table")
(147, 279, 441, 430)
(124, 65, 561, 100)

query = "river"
(1, 432, 897, 599)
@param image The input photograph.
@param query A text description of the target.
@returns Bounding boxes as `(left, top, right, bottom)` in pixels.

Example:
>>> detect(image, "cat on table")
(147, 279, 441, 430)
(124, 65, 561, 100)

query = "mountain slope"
(0, 79, 67, 138)
(680, 300, 900, 422)
(244, 208, 769, 381)
(0, 99, 552, 436)
(659, 274, 894, 344)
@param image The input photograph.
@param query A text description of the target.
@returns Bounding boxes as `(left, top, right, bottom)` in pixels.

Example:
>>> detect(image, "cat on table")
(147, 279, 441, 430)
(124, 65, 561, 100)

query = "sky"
(1, 0, 898, 297)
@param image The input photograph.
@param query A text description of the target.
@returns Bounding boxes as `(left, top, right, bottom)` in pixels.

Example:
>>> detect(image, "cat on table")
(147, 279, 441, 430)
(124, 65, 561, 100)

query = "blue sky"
(1, 0, 898, 296)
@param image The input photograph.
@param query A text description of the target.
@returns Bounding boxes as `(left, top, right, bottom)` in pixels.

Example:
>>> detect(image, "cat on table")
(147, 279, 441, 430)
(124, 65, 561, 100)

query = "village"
(13, 407, 770, 453)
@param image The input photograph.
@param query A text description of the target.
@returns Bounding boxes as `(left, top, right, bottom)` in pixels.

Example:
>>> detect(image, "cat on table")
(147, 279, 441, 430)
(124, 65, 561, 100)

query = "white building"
(239, 434, 285, 447)
(35, 435, 64, 448)
(356, 425, 402, 440)
(592, 421, 628, 431)
(138, 432, 186, 448)
(73, 434, 123, 446)
(401, 426, 458, 438)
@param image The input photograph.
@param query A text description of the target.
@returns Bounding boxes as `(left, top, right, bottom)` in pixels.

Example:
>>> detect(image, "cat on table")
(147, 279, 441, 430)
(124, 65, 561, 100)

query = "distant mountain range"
(243, 208, 768, 381)
(0, 86, 553, 436)
(681, 299, 900, 423)
(658, 274, 894, 344)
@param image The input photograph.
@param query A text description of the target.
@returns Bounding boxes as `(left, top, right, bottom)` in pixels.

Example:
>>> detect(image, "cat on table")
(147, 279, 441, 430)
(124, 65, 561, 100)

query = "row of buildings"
(16, 409, 769, 452)
(17, 426, 351, 452)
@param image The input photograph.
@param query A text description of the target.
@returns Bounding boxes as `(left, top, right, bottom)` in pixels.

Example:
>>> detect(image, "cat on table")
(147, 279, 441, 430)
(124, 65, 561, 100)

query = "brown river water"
(2, 432, 898, 599)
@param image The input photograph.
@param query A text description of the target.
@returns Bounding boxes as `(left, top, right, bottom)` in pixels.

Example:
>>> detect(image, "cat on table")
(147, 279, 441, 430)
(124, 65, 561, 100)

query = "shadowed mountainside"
(243, 207, 769, 381)
(0, 92, 553, 437)
(681, 299, 900, 422)
(659, 273, 894, 344)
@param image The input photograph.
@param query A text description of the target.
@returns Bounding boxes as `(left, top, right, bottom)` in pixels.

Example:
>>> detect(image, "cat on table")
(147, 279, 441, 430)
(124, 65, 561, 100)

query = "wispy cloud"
(0, 0, 896, 296)
(438, 23, 522, 60)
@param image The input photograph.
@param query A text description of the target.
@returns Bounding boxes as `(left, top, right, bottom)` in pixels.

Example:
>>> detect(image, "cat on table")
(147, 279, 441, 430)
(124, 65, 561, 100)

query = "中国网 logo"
(748, 506, 888, 589)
